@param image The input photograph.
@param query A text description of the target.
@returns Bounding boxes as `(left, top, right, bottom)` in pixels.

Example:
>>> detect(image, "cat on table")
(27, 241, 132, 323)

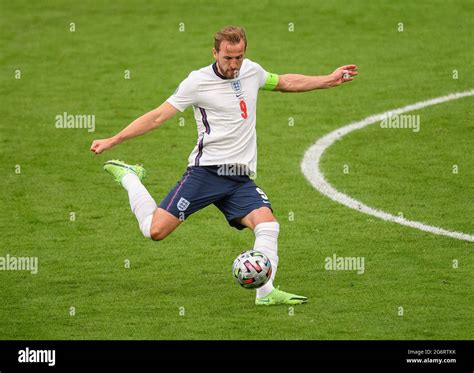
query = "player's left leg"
(238, 207, 308, 306)
(216, 178, 308, 306)
(238, 206, 277, 229)
(238, 206, 279, 297)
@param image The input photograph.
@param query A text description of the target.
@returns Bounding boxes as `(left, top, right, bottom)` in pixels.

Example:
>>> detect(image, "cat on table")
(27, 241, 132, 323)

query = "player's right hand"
(90, 138, 115, 154)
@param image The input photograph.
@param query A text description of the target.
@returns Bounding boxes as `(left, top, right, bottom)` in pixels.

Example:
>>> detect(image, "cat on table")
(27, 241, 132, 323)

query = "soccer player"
(90, 26, 357, 306)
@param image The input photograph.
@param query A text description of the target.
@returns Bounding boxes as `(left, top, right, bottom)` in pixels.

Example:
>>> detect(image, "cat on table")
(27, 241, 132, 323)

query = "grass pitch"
(0, 0, 472, 339)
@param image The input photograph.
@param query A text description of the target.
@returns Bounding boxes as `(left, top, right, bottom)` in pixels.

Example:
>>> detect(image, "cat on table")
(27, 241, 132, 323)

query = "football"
(232, 250, 272, 289)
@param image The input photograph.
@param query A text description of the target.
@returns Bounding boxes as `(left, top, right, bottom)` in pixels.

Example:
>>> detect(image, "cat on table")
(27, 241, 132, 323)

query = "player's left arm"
(273, 65, 358, 92)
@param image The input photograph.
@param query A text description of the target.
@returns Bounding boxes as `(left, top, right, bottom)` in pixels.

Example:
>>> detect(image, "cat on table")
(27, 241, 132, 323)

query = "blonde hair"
(214, 26, 247, 51)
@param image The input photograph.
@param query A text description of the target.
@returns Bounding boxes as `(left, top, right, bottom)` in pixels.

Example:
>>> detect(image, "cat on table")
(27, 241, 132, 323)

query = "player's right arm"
(90, 101, 178, 154)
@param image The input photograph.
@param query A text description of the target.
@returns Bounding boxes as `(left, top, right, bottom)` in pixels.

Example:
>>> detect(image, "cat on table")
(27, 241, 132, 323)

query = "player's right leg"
(103, 162, 226, 241)
(103, 160, 181, 241)
(149, 208, 181, 241)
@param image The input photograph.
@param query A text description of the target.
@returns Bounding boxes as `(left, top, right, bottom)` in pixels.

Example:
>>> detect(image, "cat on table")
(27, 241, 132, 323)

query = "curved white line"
(301, 89, 474, 242)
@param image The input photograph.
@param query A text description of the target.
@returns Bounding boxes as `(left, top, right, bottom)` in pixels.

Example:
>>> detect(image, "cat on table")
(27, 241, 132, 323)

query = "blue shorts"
(159, 166, 272, 230)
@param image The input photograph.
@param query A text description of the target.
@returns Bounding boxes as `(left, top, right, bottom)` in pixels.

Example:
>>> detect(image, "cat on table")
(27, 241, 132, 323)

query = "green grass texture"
(0, 0, 472, 339)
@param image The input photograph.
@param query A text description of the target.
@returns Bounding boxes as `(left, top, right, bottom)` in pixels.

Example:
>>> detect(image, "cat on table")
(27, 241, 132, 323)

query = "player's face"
(213, 40, 246, 79)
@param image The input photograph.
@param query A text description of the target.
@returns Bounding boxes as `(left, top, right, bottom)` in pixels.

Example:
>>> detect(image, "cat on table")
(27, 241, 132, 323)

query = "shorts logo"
(177, 197, 190, 211)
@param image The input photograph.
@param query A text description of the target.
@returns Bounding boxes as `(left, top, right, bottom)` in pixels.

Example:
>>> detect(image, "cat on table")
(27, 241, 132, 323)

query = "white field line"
(301, 89, 474, 242)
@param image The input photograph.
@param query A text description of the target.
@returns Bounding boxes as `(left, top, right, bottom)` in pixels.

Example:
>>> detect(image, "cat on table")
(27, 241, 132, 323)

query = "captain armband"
(260, 72, 279, 91)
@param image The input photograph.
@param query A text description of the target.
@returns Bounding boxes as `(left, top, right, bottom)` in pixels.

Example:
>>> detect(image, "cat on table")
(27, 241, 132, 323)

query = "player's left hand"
(329, 65, 358, 86)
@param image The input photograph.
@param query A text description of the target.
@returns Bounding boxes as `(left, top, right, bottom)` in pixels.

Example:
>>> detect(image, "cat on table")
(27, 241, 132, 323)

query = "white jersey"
(166, 58, 272, 174)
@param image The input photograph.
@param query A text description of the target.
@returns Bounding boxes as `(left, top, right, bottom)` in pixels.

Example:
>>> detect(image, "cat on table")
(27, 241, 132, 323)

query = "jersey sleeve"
(166, 72, 199, 112)
(253, 61, 279, 91)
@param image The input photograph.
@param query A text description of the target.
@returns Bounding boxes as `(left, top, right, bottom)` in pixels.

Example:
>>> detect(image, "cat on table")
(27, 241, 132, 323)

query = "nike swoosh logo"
(106, 161, 135, 172)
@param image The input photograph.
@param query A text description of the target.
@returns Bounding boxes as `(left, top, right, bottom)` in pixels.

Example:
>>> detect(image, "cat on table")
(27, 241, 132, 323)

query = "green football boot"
(103, 160, 146, 186)
(255, 287, 308, 306)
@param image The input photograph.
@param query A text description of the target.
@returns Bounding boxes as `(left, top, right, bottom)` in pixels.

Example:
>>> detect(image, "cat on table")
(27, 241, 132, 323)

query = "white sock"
(121, 173, 157, 238)
(254, 222, 280, 298)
